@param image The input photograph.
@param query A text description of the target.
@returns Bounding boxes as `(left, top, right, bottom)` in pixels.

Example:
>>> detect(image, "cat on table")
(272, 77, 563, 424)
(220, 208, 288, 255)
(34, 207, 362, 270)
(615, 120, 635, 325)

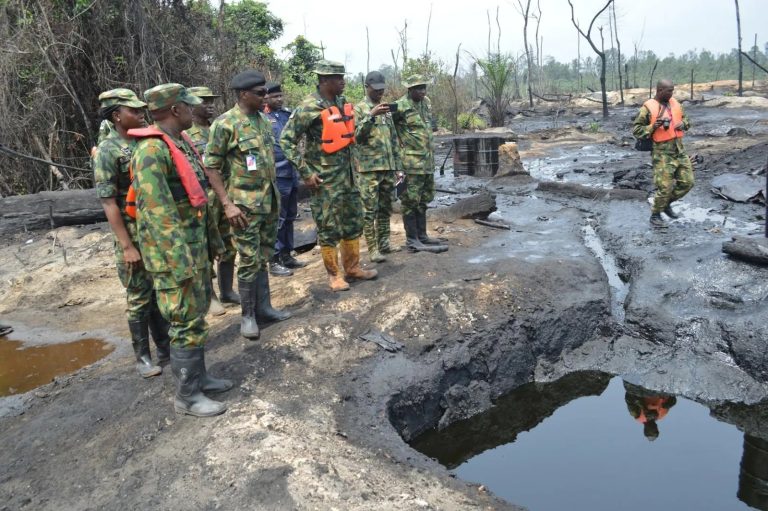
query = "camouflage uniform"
(205, 105, 279, 281)
(632, 104, 694, 214)
(354, 96, 402, 255)
(281, 96, 362, 247)
(131, 90, 211, 349)
(391, 90, 436, 217)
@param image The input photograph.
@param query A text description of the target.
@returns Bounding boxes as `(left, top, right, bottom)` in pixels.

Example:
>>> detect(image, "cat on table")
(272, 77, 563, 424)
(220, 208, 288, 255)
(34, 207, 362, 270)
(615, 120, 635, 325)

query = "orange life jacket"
(320, 103, 355, 153)
(644, 98, 684, 143)
(123, 127, 208, 219)
(635, 396, 670, 424)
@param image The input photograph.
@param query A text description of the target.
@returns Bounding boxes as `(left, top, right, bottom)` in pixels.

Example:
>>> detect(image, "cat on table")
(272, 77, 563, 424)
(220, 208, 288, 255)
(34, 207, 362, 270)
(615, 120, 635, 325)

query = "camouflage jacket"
(353, 96, 401, 172)
(391, 95, 435, 174)
(131, 126, 212, 288)
(204, 105, 278, 214)
(92, 130, 136, 227)
(632, 103, 690, 156)
(185, 122, 210, 154)
(280, 92, 355, 181)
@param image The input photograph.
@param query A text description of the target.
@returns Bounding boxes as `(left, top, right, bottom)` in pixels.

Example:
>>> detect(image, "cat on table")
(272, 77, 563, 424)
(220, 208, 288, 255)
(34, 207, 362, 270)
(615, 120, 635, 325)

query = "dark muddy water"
(412, 372, 764, 511)
(0, 337, 113, 396)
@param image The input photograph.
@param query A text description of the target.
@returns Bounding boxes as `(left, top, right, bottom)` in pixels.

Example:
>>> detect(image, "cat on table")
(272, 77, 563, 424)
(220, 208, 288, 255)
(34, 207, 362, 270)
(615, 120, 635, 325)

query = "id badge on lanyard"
(246, 153, 257, 172)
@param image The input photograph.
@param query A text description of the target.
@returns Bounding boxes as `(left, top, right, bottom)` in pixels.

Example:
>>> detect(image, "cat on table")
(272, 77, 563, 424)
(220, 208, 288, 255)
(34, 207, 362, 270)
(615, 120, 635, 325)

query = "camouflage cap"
(143, 83, 202, 111)
(187, 86, 220, 98)
(314, 60, 346, 76)
(404, 74, 429, 89)
(98, 88, 146, 109)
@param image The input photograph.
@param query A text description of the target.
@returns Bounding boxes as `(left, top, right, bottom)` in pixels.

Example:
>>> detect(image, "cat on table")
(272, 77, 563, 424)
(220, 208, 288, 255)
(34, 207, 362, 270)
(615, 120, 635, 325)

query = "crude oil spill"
(0, 337, 113, 396)
(411, 372, 761, 511)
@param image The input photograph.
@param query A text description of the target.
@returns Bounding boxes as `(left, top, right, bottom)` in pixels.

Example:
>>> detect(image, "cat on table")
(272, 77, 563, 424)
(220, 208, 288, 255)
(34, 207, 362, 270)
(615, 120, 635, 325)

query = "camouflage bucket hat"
(143, 83, 202, 111)
(404, 74, 429, 89)
(187, 86, 220, 99)
(98, 88, 146, 109)
(314, 59, 346, 76)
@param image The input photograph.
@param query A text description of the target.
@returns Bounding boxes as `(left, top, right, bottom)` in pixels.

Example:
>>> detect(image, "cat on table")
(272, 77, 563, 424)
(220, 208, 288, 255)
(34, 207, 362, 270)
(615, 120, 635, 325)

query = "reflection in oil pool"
(411, 372, 767, 511)
(0, 337, 113, 396)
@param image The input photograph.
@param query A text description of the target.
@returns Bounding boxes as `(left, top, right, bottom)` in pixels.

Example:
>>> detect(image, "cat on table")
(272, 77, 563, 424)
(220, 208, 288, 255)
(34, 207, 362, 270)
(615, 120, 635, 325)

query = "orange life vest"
(123, 127, 208, 219)
(635, 396, 670, 424)
(644, 98, 684, 143)
(320, 103, 355, 153)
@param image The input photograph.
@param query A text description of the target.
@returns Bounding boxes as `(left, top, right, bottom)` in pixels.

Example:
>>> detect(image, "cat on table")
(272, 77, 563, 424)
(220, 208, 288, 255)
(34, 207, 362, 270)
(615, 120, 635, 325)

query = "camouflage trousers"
(310, 170, 363, 247)
(232, 203, 278, 282)
(151, 264, 211, 349)
(400, 173, 435, 217)
(356, 170, 396, 251)
(651, 150, 694, 213)
(114, 223, 154, 322)
(207, 189, 237, 264)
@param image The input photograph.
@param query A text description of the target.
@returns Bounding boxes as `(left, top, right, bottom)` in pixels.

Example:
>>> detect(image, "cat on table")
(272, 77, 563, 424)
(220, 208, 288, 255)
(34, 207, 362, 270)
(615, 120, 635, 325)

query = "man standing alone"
(632, 79, 694, 227)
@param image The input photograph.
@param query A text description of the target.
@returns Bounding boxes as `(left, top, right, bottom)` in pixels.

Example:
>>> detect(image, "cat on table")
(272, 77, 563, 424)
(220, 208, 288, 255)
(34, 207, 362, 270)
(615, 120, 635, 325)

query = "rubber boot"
(650, 213, 666, 227)
(128, 318, 162, 378)
(403, 214, 448, 254)
(340, 239, 378, 280)
(217, 260, 240, 304)
(238, 278, 260, 340)
(379, 238, 401, 254)
(170, 346, 227, 417)
(320, 246, 350, 292)
(199, 348, 233, 394)
(663, 202, 680, 219)
(208, 286, 226, 316)
(281, 251, 307, 269)
(417, 211, 448, 247)
(364, 224, 386, 263)
(148, 301, 170, 366)
(255, 271, 291, 323)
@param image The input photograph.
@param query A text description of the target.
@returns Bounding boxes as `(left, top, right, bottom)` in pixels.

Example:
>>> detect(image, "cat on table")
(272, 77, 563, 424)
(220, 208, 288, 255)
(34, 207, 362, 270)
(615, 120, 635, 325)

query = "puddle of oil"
(411, 373, 760, 511)
(0, 337, 114, 396)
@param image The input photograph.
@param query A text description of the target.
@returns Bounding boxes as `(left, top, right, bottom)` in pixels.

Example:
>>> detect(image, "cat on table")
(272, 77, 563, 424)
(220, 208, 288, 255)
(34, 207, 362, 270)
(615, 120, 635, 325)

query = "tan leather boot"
(321, 246, 350, 292)
(340, 239, 378, 281)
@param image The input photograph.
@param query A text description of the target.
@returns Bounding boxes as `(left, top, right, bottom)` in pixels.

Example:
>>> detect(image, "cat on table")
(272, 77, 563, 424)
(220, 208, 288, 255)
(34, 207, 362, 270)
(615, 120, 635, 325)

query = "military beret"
(187, 86, 220, 98)
(365, 71, 386, 91)
(265, 82, 282, 94)
(230, 70, 266, 90)
(143, 83, 202, 111)
(98, 88, 146, 109)
(403, 74, 429, 89)
(314, 60, 346, 76)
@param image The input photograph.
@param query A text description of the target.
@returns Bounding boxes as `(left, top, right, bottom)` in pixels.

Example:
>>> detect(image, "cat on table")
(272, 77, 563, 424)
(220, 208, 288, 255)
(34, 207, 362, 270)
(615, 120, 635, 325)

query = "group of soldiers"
(92, 59, 447, 417)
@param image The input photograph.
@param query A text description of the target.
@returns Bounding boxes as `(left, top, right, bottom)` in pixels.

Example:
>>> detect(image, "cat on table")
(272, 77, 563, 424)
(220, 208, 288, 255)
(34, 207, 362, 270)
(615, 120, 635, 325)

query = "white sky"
(267, 0, 767, 75)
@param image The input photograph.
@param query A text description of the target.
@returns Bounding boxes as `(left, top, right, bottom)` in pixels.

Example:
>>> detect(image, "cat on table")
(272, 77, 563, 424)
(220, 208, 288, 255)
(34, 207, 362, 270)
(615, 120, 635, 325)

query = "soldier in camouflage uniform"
(204, 70, 291, 340)
(92, 88, 169, 379)
(632, 79, 694, 227)
(281, 60, 378, 292)
(353, 71, 404, 263)
(391, 75, 448, 253)
(132, 83, 233, 417)
(185, 86, 240, 316)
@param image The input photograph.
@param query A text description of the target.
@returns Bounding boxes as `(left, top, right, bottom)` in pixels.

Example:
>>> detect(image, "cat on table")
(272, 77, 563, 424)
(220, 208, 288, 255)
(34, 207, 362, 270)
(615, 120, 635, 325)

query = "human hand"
(123, 245, 142, 268)
(224, 202, 247, 229)
(370, 104, 390, 116)
(305, 173, 323, 190)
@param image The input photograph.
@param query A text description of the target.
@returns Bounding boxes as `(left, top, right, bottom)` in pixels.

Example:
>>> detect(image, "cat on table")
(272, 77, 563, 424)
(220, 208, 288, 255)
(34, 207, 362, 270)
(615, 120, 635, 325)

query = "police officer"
(205, 71, 291, 340)
(263, 81, 307, 275)
(391, 75, 448, 253)
(92, 88, 169, 379)
(131, 83, 233, 417)
(280, 60, 378, 292)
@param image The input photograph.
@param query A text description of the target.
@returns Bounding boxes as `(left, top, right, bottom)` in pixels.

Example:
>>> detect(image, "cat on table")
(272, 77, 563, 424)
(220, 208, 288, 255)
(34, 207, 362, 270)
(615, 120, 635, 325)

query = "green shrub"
(458, 112, 487, 130)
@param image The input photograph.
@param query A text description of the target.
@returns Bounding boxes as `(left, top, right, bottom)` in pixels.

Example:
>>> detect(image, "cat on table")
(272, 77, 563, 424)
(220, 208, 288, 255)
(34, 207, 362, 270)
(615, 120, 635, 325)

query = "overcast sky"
(267, 0, 766, 75)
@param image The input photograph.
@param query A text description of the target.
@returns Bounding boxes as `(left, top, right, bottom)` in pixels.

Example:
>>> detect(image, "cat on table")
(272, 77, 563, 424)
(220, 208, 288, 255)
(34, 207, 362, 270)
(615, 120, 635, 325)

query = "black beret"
(266, 82, 282, 94)
(230, 70, 266, 90)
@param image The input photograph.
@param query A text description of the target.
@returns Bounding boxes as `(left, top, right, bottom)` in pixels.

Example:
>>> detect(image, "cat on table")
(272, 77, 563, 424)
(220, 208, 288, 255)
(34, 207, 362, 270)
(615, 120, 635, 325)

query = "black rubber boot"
(238, 278, 260, 340)
(663, 203, 680, 219)
(650, 213, 666, 227)
(217, 260, 240, 304)
(255, 271, 291, 323)
(148, 301, 170, 366)
(417, 211, 448, 247)
(404, 214, 448, 254)
(170, 346, 227, 417)
(128, 318, 162, 378)
(199, 348, 233, 394)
